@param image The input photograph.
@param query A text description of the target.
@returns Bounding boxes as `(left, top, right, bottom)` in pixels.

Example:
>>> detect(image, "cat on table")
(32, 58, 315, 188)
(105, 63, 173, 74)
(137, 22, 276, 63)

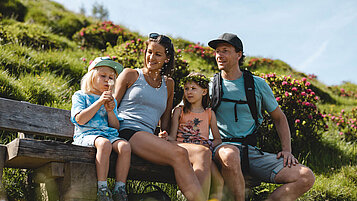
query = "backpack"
(211, 69, 259, 131)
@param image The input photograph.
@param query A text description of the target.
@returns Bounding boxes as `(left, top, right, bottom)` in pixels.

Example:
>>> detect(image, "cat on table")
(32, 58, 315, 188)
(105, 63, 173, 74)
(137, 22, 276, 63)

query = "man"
(208, 33, 315, 201)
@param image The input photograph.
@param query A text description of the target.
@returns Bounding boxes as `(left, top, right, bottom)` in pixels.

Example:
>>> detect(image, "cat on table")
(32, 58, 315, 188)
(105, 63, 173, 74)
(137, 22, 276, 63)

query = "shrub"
(73, 21, 137, 49)
(257, 73, 328, 154)
(0, 0, 27, 21)
(1, 22, 75, 50)
(182, 43, 216, 65)
(328, 107, 357, 142)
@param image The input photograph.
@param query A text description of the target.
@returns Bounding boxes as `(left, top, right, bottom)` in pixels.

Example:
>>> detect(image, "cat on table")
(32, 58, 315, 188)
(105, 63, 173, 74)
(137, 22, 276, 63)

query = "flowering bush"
(328, 108, 357, 142)
(182, 43, 216, 64)
(73, 21, 136, 49)
(105, 38, 190, 106)
(257, 74, 328, 153)
(247, 57, 273, 68)
(328, 82, 357, 99)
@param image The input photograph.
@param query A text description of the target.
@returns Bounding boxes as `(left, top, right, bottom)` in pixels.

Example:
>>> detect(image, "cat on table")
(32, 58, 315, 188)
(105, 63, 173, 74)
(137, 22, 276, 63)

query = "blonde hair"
(81, 67, 116, 94)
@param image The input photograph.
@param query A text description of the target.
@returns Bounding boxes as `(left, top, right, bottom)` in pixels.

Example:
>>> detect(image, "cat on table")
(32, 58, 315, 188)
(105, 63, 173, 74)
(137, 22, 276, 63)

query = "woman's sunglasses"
(149, 33, 172, 45)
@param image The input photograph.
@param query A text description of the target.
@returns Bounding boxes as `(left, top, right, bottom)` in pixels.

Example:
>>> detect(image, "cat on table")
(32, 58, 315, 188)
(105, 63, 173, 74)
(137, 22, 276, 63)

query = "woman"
(114, 33, 205, 201)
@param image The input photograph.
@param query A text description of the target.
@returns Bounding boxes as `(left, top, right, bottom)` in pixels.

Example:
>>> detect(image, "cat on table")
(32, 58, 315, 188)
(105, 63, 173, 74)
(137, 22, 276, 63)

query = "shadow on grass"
(302, 137, 356, 175)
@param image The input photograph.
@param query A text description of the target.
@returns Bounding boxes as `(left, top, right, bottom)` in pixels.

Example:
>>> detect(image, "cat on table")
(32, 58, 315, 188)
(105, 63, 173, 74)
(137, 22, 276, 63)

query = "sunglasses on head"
(149, 33, 172, 44)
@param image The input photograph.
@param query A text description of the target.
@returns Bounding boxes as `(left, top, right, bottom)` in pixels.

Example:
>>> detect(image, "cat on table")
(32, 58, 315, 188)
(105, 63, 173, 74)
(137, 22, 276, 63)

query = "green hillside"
(0, 0, 356, 200)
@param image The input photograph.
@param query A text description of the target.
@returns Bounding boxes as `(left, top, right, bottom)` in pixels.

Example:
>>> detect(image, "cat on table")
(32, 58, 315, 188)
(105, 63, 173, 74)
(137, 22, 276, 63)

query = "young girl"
(71, 57, 131, 201)
(165, 72, 224, 200)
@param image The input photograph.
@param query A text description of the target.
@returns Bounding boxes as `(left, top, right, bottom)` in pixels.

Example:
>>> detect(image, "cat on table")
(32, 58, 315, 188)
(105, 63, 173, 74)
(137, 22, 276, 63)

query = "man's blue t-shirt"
(71, 90, 122, 140)
(210, 75, 278, 139)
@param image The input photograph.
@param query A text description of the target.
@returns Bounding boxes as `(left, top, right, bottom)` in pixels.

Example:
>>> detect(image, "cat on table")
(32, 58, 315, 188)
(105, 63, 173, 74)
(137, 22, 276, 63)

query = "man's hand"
(158, 131, 168, 140)
(277, 151, 298, 167)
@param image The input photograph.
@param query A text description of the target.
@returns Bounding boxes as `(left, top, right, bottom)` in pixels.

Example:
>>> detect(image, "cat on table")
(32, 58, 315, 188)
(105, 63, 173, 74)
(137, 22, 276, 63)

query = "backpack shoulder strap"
(211, 73, 222, 112)
(242, 69, 259, 129)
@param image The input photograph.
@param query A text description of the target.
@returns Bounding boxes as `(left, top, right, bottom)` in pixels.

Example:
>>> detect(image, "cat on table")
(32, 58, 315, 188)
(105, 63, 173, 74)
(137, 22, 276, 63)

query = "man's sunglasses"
(149, 33, 172, 45)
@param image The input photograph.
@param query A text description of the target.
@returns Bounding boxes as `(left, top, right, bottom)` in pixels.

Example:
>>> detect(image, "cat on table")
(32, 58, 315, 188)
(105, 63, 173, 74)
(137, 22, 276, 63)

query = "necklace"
(144, 73, 162, 88)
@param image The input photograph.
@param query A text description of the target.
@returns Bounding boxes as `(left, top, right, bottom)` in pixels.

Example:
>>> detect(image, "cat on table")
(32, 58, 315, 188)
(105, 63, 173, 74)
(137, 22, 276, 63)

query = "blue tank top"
(118, 69, 167, 133)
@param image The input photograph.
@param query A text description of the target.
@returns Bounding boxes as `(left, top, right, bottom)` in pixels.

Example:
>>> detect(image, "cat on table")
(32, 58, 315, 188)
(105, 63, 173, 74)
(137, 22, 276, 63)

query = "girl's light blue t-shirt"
(71, 90, 122, 140)
(210, 75, 278, 138)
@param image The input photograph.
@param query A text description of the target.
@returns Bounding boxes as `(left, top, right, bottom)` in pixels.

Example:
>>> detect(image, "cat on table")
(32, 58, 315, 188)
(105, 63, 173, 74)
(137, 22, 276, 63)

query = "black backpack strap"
(211, 73, 222, 112)
(242, 70, 259, 131)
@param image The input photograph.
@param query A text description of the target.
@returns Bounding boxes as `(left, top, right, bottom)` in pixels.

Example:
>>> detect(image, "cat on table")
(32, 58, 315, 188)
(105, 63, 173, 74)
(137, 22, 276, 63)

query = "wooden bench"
(0, 97, 175, 201)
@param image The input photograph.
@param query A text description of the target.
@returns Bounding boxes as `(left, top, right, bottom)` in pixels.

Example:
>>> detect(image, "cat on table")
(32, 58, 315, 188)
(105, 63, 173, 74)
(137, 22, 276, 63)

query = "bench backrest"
(0, 98, 74, 139)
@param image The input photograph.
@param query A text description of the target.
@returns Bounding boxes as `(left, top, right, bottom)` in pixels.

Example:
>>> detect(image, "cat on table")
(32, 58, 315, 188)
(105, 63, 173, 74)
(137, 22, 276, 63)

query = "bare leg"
(266, 164, 315, 201)
(210, 161, 224, 200)
(176, 143, 212, 200)
(129, 132, 205, 201)
(94, 137, 112, 181)
(112, 140, 131, 182)
(215, 144, 245, 201)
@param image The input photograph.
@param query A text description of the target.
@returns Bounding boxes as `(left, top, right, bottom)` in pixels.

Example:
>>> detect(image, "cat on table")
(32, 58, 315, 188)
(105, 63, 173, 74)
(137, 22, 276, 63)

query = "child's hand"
(158, 131, 168, 140)
(104, 99, 115, 112)
(99, 91, 114, 104)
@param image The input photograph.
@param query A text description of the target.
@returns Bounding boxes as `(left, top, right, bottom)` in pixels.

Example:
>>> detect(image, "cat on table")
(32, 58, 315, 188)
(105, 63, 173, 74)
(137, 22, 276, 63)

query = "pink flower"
(301, 92, 307, 96)
(282, 81, 288, 85)
(305, 102, 310, 106)
(341, 109, 345, 113)
(292, 87, 298, 92)
(305, 82, 311, 86)
(82, 58, 86, 62)
(80, 31, 84, 36)
(302, 77, 307, 82)
(307, 89, 312, 93)
(111, 56, 117, 59)
(339, 132, 343, 135)
(276, 97, 281, 101)
(314, 96, 319, 100)
(285, 91, 289, 97)
(310, 92, 315, 95)
(177, 49, 182, 53)
(295, 119, 301, 123)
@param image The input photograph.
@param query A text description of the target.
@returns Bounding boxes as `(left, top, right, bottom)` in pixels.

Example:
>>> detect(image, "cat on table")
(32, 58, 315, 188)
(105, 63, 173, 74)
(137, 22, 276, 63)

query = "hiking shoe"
(97, 187, 113, 201)
(112, 188, 128, 201)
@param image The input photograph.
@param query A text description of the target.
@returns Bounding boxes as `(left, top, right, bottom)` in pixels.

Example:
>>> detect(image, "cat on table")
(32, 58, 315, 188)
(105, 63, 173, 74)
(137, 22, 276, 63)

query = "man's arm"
(269, 106, 298, 167)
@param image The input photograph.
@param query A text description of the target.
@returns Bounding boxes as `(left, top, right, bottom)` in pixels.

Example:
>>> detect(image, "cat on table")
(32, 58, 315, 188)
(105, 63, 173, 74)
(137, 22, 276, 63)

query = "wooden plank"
(0, 145, 8, 201)
(5, 138, 176, 183)
(0, 98, 74, 139)
(5, 138, 95, 168)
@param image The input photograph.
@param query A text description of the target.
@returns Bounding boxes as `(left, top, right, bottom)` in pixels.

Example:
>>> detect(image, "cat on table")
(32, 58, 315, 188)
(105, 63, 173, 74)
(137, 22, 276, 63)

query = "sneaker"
(97, 187, 113, 201)
(112, 188, 128, 201)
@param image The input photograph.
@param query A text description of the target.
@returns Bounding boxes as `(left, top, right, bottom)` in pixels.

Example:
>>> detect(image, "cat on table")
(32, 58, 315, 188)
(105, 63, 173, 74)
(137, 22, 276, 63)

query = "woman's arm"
(210, 110, 222, 148)
(160, 77, 174, 132)
(168, 107, 181, 141)
(113, 68, 138, 104)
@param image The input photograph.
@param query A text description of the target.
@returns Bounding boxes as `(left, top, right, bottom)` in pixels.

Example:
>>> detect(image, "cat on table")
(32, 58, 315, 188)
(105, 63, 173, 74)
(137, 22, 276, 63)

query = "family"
(70, 33, 315, 201)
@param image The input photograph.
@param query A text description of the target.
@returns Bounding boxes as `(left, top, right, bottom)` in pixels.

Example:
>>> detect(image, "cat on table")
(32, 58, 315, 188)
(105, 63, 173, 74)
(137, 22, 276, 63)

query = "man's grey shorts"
(213, 142, 285, 183)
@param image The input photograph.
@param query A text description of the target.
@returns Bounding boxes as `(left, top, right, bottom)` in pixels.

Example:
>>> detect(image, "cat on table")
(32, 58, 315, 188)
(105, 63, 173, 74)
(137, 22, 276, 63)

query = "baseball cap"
(88, 57, 124, 75)
(208, 33, 243, 52)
